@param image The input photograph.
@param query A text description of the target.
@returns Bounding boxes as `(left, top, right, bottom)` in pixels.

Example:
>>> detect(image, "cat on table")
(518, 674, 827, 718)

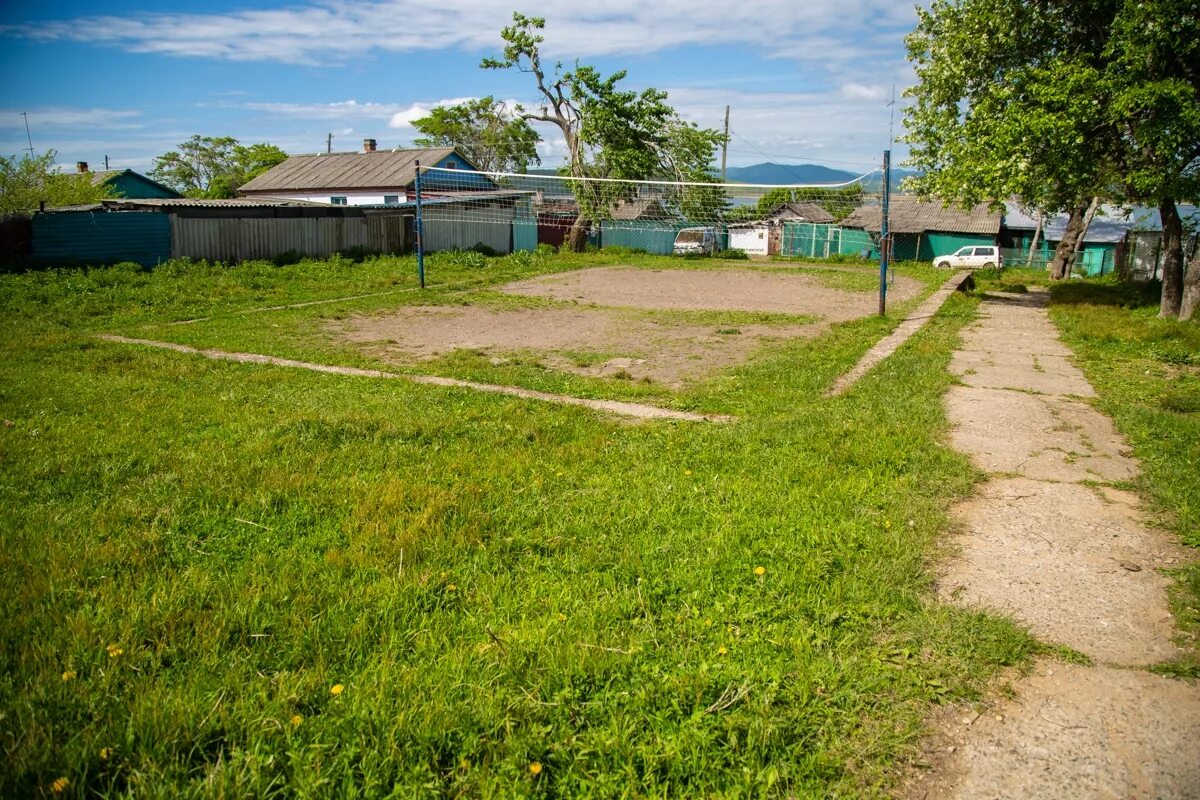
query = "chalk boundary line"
(98, 335, 732, 424)
(826, 270, 974, 397)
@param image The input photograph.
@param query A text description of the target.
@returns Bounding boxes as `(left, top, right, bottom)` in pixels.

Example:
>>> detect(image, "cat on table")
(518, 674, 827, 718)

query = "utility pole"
(326, 132, 333, 154)
(104, 154, 110, 170)
(720, 105, 730, 180)
(20, 112, 34, 156)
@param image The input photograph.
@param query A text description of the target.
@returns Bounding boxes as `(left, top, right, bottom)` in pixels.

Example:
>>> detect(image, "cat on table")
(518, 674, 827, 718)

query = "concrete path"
(908, 289, 1200, 799)
(98, 335, 732, 423)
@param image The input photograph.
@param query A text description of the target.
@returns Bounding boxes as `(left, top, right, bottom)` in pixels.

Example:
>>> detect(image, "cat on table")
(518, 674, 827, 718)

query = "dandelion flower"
(330, 684, 344, 696)
(529, 762, 543, 776)
(684, 469, 693, 476)
(106, 645, 123, 659)
(99, 747, 112, 760)
(50, 777, 69, 793)
(717, 646, 728, 656)
(447, 584, 457, 591)
(704, 618, 712, 627)
(557, 613, 567, 622)
(754, 566, 766, 576)
(290, 715, 303, 728)
(61, 670, 76, 682)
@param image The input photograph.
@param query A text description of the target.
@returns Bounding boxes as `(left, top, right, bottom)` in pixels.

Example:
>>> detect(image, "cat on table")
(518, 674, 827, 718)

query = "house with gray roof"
(842, 195, 1001, 262)
(238, 140, 495, 206)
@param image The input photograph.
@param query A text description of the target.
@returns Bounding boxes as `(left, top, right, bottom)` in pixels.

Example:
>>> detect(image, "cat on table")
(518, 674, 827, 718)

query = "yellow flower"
(529, 761, 543, 776)
(290, 714, 303, 728)
(61, 670, 76, 682)
(330, 683, 344, 696)
(99, 747, 112, 760)
(717, 646, 728, 656)
(684, 469, 693, 476)
(557, 613, 567, 622)
(459, 758, 471, 771)
(106, 645, 123, 659)
(704, 618, 712, 627)
(754, 566, 766, 576)
(446, 584, 457, 592)
(50, 777, 69, 793)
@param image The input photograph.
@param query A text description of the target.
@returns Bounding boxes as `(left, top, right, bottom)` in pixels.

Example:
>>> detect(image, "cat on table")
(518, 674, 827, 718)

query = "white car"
(933, 245, 1002, 270)
(673, 227, 720, 256)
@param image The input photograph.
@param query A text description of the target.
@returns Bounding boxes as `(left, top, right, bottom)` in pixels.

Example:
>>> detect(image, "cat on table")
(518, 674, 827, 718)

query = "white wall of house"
(729, 226, 769, 255)
(251, 191, 409, 206)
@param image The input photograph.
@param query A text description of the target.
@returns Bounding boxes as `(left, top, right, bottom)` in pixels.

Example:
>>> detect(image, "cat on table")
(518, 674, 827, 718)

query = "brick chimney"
(76, 161, 89, 173)
(363, 138, 376, 153)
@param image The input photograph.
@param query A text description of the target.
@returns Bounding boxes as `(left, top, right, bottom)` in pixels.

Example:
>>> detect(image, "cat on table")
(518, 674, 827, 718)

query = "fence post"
(414, 159, 425, 289)
(879, 150, 891, 316)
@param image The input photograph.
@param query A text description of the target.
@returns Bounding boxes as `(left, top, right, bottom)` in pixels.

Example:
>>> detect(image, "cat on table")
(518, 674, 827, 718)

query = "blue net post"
(414, 160, 425, 289)
(879, 149, 891, 316)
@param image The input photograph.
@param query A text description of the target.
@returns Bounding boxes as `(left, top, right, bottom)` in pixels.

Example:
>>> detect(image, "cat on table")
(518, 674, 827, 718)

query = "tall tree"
(0, 151, 113, 215)
(411, 96, 541, 173)
(904, 0, 1199, 313)
(151, 136, 288, 199)
(482, 13, 725, 250)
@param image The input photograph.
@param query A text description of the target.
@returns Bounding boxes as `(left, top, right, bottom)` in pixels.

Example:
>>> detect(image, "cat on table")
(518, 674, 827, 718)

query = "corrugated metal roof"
(768, 202, 836, 224)
(239, 147, 457, 193)
(843, 196, 1000, 235)
(43, 198, 331, 212)
(610, 198, 673, 220)
(1003, 203, 1199, 241)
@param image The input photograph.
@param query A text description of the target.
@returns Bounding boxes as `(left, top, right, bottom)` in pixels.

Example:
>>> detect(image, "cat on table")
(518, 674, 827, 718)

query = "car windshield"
(676, 231, 704, 243)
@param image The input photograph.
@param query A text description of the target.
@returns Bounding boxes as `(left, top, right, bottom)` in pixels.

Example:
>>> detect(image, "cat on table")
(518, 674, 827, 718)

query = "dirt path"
(907, 289, 1200, 799)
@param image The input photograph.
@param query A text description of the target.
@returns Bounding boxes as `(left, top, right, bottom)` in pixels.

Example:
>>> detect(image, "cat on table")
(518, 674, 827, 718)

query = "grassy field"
(0, 251, 1067, 797)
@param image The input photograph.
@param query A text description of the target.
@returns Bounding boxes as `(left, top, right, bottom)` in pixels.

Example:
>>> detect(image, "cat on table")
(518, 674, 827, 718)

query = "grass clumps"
(0, 253, 1035, 797)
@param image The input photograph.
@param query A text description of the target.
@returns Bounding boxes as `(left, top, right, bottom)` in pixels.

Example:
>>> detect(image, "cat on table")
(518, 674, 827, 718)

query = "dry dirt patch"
(500, 265, 922, 323)
(331, 266, 913, 387)
(332, 305, 819, 387)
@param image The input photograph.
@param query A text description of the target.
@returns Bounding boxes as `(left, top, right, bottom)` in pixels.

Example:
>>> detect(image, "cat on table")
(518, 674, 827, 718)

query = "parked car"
(673, 227, 720, 256)
(933, 245, 1002, 269)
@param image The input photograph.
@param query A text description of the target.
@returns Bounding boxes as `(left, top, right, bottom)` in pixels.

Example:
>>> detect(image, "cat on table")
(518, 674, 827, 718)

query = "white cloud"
(0, 107, 143, 130)
(388, 97, 479, 128)
(841, 82, 887, 101)
(1, 1, 919, 66)
(242, 100, 407, 120)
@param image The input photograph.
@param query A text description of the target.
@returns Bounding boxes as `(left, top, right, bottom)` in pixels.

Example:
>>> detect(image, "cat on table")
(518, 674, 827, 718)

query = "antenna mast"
(20, 112, 34, 156)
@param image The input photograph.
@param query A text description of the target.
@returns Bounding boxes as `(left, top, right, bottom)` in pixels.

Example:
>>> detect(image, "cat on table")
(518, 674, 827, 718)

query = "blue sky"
(0, 1, 922, 176)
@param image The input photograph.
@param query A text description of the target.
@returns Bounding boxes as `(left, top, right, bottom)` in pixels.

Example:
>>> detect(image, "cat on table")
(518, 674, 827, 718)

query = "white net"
(413, 166, 883, 258)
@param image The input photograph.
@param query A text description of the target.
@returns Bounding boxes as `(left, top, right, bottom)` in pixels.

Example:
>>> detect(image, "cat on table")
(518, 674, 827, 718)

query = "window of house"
(330, 196, 348, 205)
(444, 160, 457, 169)
(384, 194, 399, 205)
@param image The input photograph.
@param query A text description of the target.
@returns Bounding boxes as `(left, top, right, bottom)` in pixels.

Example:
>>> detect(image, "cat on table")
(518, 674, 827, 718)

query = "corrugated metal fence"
(170, 216, 395, 262)
(32, 211, 171, 267)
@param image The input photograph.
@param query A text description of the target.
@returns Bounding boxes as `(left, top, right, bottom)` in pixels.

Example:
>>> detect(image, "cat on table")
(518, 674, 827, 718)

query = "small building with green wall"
(841, 195, 1000, 262)
(79, 163, 182, 199)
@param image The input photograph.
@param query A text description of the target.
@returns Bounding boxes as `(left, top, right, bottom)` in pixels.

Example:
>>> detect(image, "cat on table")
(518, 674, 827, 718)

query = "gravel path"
(906, 289, 1200, 798)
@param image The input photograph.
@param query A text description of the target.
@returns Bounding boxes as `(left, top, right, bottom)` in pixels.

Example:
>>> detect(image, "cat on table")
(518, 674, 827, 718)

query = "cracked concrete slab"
(909, 287, 1199, 799)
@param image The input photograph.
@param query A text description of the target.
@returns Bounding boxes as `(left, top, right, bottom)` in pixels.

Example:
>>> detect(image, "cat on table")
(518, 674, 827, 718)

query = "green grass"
(1044, 277, 1200, 677)
(0, 252, 1041, 798)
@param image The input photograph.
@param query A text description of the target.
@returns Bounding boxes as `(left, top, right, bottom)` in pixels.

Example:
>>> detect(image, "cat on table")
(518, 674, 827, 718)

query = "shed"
(728, 202, 836, 256)
(72, 161, 182, 199)
(842, 196, 1000, 261)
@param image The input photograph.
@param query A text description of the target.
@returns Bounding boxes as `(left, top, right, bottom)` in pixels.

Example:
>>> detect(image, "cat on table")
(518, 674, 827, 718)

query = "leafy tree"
(151, 136, 288, 199)
(482, 13, 725, 250)
(411, 96, 541, 173)
(904, 0, 1199, 316)
(0, 151, 113, 215)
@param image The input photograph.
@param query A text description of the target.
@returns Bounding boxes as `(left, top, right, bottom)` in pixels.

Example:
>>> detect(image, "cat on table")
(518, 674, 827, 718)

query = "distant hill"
(724, 163, 858, 185)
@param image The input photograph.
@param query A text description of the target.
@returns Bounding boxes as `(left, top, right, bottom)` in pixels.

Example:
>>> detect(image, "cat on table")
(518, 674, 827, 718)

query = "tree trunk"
(1050, 204, 1088, 279)
(1180, 234, 1200, 322)
(1027, 213, 1043, 268)
(567, 215, 590, 253)
(1159, 199, 1183, 318)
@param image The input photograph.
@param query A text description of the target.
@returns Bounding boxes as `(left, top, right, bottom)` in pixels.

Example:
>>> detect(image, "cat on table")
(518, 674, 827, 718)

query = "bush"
(469, 242, 501, 257)
(712, 248, 749, 260)
(271, 250, 302, 267)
